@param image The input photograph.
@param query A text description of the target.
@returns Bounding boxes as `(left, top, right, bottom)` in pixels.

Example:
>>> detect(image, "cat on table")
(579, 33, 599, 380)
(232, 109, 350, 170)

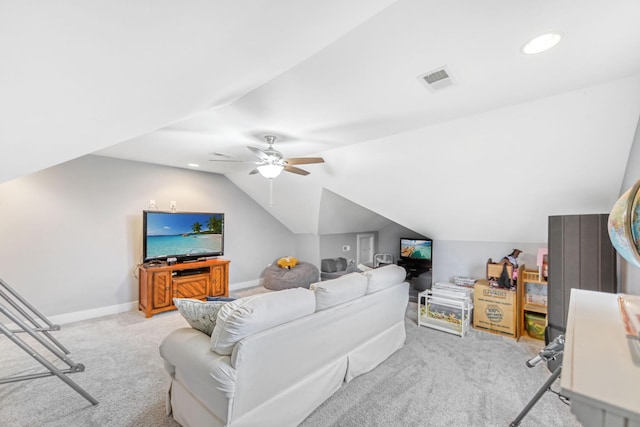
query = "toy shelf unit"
(418, 282, 473, 337)
(518, 268, 548, 340)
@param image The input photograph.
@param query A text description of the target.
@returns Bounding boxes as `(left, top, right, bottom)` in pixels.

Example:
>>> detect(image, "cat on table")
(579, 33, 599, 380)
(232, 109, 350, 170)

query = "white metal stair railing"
(0, 277, 98, 405)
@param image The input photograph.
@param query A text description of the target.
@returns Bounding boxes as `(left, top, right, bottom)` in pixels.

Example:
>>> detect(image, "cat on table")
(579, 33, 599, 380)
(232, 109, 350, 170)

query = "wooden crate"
(473, 280, 518, 338)
(486, 258, 514, 288)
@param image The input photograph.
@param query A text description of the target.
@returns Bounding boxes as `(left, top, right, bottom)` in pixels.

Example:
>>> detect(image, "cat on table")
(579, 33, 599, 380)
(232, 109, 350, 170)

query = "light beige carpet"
(0, 286, 578, 426)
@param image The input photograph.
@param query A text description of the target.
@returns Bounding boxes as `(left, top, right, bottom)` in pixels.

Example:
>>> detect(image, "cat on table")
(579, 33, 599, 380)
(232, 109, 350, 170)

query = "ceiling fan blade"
(285, 157, 325, 165)
(247, 146, 271, 162)
(208, 159, 261, 163)
(284, 165, 310, 176)
(249, 168, 259, 175)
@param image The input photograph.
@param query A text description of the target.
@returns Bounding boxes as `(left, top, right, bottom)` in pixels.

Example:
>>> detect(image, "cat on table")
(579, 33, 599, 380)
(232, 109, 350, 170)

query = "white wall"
(0, 155, 295, 318)
(431, 241, 546, 284)
(294, 233, 321, 270)
(318, 189, 392, 235)
(319, 233, 360, 262)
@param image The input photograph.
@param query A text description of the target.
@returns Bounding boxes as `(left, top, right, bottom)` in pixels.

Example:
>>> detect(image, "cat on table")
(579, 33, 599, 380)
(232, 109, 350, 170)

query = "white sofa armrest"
(160, 327, 235, 420)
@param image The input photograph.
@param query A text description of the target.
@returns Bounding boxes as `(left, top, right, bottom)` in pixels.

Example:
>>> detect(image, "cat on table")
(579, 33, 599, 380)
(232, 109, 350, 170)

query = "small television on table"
(143, 211, 224, 263)
(400, 238, 432, 261)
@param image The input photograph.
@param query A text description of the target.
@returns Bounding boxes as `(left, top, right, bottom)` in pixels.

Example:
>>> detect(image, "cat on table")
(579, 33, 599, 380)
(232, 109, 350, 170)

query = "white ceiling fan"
(210, 135, 324, 179)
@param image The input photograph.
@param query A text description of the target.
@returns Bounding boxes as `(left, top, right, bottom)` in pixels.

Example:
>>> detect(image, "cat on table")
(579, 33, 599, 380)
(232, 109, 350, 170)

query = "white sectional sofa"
(159, 264, 409, 427)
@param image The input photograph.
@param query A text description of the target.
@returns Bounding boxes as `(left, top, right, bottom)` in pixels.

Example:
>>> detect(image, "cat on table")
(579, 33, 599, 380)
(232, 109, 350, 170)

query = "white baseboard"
(7, 280, 263, 328)
(230, 279, 262, 291)
(49, 301, 138, 325)
(51, 279, 261, 323)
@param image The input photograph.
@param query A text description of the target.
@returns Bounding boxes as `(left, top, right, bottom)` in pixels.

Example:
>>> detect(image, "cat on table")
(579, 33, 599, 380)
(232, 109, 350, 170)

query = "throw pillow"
(277, 256, 299, 269)
(206, 296, 236, 302)
(173, 298, 228, 336)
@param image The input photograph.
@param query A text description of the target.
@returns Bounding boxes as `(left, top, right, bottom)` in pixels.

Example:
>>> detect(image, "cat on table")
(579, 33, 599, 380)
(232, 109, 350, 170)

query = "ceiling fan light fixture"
(521, 32, 562, 55)
(257, 164, 284, 179)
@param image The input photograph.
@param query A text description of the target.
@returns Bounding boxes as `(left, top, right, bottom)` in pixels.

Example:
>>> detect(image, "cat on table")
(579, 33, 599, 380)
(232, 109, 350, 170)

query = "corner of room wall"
(294, 233, 321, 268)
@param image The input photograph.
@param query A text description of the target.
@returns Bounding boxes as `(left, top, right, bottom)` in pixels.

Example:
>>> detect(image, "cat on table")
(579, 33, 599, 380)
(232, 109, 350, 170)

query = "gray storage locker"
(547, 214, 617, 340)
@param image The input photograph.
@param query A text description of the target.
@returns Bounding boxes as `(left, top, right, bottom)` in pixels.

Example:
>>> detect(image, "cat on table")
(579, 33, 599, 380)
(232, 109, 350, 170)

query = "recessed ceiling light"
(188, 163, 199, 168)
(522, 32, 562, 55)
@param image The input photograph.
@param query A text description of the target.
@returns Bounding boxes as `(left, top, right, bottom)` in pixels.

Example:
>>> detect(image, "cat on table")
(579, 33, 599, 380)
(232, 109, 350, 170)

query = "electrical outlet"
(170, 201, 177, 211)
(342, 245, 350, 251)
(149, 199, 157, 209)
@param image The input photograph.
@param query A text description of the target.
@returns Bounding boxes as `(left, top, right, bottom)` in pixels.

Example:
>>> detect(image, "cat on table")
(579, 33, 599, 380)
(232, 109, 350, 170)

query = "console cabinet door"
(152, 271, 173, 309)
(173, 275, 208, 299)
(210, 265, 225, 296)
(139, 259, 230, 317)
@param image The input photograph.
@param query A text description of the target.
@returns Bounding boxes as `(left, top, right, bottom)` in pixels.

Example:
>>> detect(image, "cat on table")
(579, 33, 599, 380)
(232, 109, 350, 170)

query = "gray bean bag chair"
(262, 260, 320, 290)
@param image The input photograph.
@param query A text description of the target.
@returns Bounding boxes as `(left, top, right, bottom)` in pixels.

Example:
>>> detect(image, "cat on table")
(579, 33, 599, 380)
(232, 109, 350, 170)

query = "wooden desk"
(561, 289, 640, 427)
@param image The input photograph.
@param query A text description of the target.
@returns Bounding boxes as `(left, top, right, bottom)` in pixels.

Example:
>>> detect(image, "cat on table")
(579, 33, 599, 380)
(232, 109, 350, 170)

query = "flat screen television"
(143, 210, 224, 263)
(400, 238, 432, 261)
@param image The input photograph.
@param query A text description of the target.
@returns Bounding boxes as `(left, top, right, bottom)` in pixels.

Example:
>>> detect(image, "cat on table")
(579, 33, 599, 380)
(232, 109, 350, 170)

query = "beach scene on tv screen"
(146, 213, 223, 258)
(401, 240, 431, 259)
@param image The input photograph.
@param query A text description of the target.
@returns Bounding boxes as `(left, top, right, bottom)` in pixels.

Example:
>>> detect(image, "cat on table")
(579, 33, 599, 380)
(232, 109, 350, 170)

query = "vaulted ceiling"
(3, 1, 640, 242)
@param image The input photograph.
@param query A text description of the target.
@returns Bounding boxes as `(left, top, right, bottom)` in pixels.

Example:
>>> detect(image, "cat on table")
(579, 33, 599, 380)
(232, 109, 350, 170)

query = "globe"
(608, 180, 640, 269)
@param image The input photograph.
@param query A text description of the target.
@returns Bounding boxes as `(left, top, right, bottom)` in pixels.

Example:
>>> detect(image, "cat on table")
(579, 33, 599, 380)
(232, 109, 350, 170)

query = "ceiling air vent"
(418, 66, 456, 92)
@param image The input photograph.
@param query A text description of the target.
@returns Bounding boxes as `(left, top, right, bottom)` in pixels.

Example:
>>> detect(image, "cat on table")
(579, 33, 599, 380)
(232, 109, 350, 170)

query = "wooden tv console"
(138, 258, 230, 318)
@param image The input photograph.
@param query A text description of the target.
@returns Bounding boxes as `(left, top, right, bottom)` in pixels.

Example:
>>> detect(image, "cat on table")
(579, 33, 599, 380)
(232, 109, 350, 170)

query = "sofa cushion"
(365, 264, 407, 294)
(210, 287, 316, 355)
(310, 272, 368, 310)
(173, 298, 228, 336)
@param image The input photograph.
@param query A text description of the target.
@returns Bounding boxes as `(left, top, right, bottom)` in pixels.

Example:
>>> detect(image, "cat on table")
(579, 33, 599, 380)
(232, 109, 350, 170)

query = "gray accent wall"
(294, 233, 320, 270)
(0, 155, 295, 318)
(319, 232, 361, 263)
(318, 189, 392, 235)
